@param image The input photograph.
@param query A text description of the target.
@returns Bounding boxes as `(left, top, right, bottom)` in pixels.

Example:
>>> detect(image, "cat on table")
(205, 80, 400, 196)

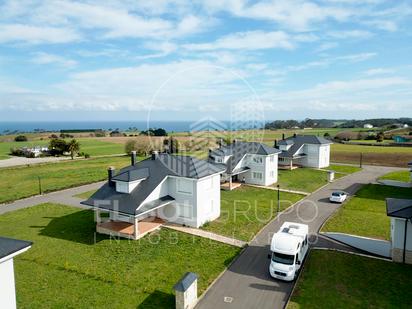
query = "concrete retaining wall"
(322, 232, 391, 258)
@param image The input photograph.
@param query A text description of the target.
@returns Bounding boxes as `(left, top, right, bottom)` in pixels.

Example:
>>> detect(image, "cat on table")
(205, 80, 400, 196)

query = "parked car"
(268, 222, 309, 281)
(329, 191, 347, 203)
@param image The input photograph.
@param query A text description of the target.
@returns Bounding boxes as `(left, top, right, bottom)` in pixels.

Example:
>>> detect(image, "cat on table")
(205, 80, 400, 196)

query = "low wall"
(322, 232, 391, 258)
(378, 180, 412, 188)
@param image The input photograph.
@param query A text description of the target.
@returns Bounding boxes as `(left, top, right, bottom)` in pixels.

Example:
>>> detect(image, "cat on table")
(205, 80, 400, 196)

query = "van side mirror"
(267, 254, 271, 259)
(296, 260, 301, 265)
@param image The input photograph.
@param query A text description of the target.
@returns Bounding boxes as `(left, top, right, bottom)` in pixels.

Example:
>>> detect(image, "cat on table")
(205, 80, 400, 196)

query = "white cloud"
(32, 52, 77, 68)
(327, 30, 373, 39)
(184, 31, 295, 51)
(364, 68, 394, 76)
(0, 24, 80, 44)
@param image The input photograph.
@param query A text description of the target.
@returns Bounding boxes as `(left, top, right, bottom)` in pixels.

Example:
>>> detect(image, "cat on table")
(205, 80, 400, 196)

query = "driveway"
(0, 181, 104, 215)
(196, 165, 401, 309)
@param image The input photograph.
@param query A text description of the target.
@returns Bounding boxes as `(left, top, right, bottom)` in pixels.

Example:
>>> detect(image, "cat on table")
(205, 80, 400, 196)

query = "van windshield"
(272, 252, 295, 265)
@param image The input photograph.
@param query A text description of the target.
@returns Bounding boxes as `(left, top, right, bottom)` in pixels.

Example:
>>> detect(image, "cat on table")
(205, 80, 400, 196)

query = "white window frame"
(176, 178, 193, 195)
(253, 156, 263, 164)
(252, 172, 263, 180)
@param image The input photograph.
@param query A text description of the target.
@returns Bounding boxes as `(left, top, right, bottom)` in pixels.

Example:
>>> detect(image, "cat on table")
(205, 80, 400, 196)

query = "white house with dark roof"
(82, 152, 225, 239)
(208, 141, 281, 189)
(275, 135, 332, 169)
(0, 237, 32, 309)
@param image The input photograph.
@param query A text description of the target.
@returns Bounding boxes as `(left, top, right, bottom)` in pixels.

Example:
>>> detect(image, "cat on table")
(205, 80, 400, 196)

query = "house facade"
(0, 237, 32, 309)
(275, 135, 332, 169)
(208, 141, 280, 188)
(82, 152, 225, 239)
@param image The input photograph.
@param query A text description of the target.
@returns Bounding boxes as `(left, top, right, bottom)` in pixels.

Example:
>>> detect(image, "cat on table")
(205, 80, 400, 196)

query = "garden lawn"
(74, 189, 98, 199)
(277, 168, 345, 193)
(322, 184, 412, 240)
(0, 156, 132, 204)
(379, 170, 410, 183)
(201, 186, 303, 241)
(0, 203, 240, 309)
(288, 250, 412, 309)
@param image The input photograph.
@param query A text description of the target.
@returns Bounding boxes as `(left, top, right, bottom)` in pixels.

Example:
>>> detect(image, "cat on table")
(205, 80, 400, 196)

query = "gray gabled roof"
(174, 272, 198, 292)
(112, 168, 149, 182)
(386, 198, 412, 219)
(0, 237, 32, 260)
(278, 135, 332, 158)
(209, 141, 280, 174)
(82, 154, 225, 216)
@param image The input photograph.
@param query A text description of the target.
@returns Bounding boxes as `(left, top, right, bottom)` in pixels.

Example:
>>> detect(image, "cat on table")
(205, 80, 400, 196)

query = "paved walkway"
(164, 223, 247, 248)
(0, 181, 104, 215)
(196, 165, 401, 309)
(246, 184, 310, 196)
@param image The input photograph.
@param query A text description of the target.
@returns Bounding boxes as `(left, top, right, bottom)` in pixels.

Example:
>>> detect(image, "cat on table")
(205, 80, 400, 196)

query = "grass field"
(288, 250, 412, 309)
(74, 189, 98, 199)
(322, 184, 412, 240)
(0, 156, 132, 204)
(331, 143, 412, 167)
(201, 186, 303, 241)
(277, 168, 346, 193)
(0, 203, 240, 308)
(0, 138, 125, 160)
(379, 170, 411, 183)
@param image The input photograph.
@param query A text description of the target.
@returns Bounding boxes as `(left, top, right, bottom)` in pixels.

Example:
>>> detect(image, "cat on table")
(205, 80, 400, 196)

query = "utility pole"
(277, 184, 280, 213)
(38, 176, 42, 195)
(360, 153, 363, 168)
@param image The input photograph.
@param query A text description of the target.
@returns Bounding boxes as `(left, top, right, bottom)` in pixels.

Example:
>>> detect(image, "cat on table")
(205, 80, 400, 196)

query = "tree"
(14, 135, 27, 142)
(125, 140, 138, 154)
(376, 132, 385, 143)
(67, 139, 80, 159)
(49, 138, 67, 156)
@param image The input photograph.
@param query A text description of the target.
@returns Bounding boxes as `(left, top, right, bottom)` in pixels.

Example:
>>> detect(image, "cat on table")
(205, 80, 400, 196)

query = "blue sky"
(0, 0, 411, 122)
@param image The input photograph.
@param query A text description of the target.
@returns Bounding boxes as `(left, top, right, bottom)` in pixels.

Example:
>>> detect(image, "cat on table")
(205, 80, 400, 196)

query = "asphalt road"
(196, 165, 402, 309)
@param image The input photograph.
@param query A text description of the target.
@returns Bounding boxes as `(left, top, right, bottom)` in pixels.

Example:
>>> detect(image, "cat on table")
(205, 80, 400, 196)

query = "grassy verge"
(329, 164, 362, 174)
(322, 184, 412, 240)
(74, 189, 98, 199)
(0, 203, 240, 309)
(288, 250, 412, 309)
(379, 171, 410, 183)
(201, 186, 303, 241)
(0, 156, 132, 204)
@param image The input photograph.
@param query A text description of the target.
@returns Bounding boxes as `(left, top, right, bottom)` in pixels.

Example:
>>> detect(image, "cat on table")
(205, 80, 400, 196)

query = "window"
(177, 179, 193, 194)
(178, 203, 192, 218)
(253, 156, 263, 164)
(253, 172, 263, 180)
(279, 158, 285, 162)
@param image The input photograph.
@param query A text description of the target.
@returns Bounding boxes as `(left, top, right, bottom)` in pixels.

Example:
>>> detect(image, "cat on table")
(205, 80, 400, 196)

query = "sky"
(0, 0, 411, 123)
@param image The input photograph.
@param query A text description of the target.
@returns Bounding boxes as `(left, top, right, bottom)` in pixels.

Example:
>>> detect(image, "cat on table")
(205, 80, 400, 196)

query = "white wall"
(264, 154, 278, 186)
(237, 154, 278, 186)
(301, 144, 330, 168)
(391, 218, 412, 251)
(0, 258, 17, 309)
(195, 174, 221, 227)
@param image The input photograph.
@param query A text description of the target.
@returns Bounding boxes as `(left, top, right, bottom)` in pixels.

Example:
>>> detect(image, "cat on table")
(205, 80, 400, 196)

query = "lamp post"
(360, 153, 363, 168)
(38, 176, 42, 195)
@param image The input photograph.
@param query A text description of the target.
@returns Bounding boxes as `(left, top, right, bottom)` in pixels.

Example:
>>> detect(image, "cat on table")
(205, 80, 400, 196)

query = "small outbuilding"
(0, 237, 32, 309)
(174, 272, 198, 309)
(386, 198, 412, 264)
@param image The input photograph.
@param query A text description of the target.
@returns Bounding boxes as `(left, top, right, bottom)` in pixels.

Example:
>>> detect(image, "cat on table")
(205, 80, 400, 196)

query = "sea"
(0, 120, 246, 134)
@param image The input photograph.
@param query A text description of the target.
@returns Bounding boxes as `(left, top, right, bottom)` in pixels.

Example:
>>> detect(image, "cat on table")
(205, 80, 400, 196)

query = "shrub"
(84, 153, 90, 158)
(14, 135, 27, 142)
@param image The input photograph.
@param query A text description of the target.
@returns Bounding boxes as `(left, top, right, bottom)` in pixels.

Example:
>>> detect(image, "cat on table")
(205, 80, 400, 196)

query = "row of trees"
(49, 138, 81, 159)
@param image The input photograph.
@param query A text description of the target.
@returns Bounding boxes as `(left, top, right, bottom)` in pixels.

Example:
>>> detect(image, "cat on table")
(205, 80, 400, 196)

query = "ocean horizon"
(0, 120, 263, 134)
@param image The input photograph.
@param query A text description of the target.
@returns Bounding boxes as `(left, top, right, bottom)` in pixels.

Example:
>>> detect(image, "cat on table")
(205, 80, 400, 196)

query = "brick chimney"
(131, 151, 137, 166)
(108, 167, 115, 187)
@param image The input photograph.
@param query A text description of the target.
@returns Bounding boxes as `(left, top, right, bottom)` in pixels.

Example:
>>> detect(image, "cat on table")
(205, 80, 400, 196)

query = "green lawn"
(379, 170, 410, 183)
(0, 138, 125, 159)
(201, 186, 303, 241)
(332, 143, 412, 153)
(0, 203, 240, 309)
(0, 156, 132, 204)
(322, 184, 412, 240)
(277, 168, 346, 193)
(329, 164, 362, 174)
(288, 250, 412, 309)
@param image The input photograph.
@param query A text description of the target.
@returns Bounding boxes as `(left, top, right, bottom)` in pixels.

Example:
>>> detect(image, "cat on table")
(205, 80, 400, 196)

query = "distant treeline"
(265, 118, 412, 130)
(60, 129, 104, 133)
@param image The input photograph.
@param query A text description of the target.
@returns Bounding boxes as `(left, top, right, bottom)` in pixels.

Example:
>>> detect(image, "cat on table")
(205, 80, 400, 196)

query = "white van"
(268, 222, 309, 281)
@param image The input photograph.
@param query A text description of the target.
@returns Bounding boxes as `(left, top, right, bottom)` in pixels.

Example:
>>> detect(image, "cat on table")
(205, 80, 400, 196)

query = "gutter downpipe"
(403, 219, 408, 263)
